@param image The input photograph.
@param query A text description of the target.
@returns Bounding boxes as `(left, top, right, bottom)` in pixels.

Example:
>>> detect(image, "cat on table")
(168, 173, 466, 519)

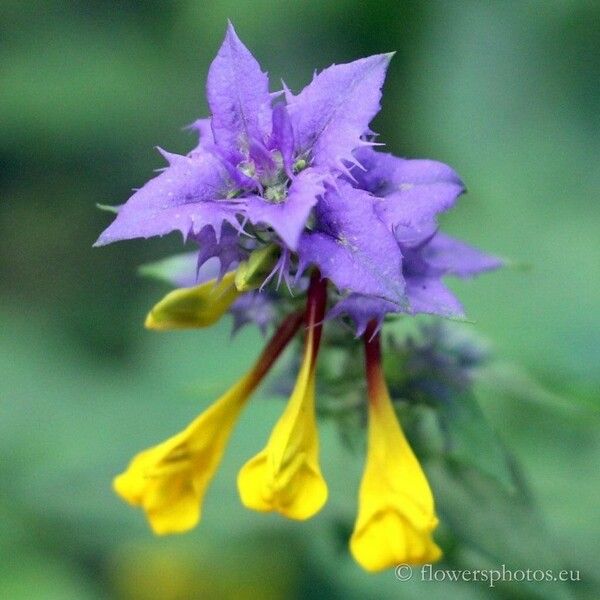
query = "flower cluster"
(97, 23, 502, 572)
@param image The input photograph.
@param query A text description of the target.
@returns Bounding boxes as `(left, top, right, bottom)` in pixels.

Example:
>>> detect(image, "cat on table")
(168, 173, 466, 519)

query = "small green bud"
(293, 157, 307, 173)
(234, 244, 280, 292)
(264, 183, 287, 203)
(238, 160, 256, 178)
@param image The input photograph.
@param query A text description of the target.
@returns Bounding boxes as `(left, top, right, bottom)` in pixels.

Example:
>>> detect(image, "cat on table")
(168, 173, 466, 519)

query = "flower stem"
(305, 270, 328, 361)
(247, 310, 304, 388)
(364, 320, 385, 407)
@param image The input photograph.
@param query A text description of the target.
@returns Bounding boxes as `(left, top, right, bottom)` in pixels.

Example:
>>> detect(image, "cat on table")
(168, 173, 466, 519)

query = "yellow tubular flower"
(350, 324, 442, 572)
(145, 271, 240, 330)
(237, 274, 328, 520)
(113, 312, 304, 535)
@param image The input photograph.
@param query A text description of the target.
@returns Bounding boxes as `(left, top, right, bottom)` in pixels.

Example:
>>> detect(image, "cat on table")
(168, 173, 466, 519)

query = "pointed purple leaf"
(328, 274, 465, 334)
(352, 147, 463, 192)
(375, 182, 464, 230)
(422, 233, 504, 278)
(230, 291, 277, 336)
(187, 118, 214, 156)
(245, 168, 325, 250)
(193, 223, 246, 277)
(271, 104, 294, 175)
(406, 276, 464, 318)
(327, 294, 401, 336)
(287, 54, 392, 170)
(298, 183, 405, 303)
(394, 222, 439, 249)
(351, 148, 464, 228)
(207, 23, 272, 154)
(94, 151, 238, 246)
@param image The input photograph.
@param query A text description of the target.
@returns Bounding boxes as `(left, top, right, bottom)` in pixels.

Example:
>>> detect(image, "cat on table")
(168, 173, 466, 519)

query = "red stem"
(364, 320, 384, 406)
(248, 270, 327, 391)
(305, 270, 328, 361)
(249, 311, 304, 385)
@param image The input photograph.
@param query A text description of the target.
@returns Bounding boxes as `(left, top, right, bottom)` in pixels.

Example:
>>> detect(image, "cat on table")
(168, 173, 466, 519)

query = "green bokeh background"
(1, 1, 598, 598)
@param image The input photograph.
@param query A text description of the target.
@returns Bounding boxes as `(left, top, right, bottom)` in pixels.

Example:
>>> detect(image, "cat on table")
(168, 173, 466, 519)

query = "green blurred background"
(1, 1, 598, 598)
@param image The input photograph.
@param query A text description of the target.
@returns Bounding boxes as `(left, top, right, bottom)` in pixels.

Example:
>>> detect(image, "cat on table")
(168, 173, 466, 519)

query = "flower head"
(96, 22, 500, 324)
(98, 22, 504, 572)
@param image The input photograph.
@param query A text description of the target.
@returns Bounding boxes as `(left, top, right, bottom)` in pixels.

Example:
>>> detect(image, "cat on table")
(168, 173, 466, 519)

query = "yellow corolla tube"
(350, 324, 442, 572)
(145, 271, 240, 330)
(237, 273, 328, 520)
(113, 311, 304, 535)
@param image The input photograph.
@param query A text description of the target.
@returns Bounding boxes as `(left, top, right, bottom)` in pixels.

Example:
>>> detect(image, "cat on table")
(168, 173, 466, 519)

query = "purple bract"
(96, 22, 502, 333)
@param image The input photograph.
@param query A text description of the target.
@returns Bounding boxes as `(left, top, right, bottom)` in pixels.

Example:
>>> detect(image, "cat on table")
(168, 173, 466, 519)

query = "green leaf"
(138, 252, 198, 287)
(435, 392, 517, 492)
(478, 363, 600, 416)
(426, 458, 575, 600)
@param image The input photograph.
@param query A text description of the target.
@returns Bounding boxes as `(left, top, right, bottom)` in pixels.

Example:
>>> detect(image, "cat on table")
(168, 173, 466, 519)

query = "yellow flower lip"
(115, 276, 441, 573)
(351, 507, 442, 572)
(350, 322, 442, 572)
(113, 431, 206, 535)
(144, 271, 240, 330)
(237, 272, 329, 520)
(113, 311, 304, 534)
